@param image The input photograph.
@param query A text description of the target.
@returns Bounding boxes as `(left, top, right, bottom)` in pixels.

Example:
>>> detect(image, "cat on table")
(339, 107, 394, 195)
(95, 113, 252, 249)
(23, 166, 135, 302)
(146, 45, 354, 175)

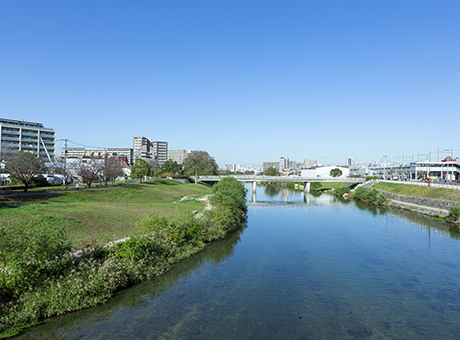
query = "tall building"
(152, 141, 168, 165)
(133, 137, 153, 161)
(346, 158, 355, 167)
(0, 118, 55, 161)
(279, 155, 289, 172)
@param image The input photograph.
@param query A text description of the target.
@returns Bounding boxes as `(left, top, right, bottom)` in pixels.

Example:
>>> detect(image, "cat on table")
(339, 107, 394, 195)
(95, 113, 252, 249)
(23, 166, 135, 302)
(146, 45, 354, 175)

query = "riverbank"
(0, 178, 248, 338)
(365, 181, 460, 220)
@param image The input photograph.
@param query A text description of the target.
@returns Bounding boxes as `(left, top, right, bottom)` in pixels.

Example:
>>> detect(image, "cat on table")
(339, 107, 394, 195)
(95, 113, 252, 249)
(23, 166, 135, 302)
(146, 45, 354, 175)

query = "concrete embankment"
(364, 181, 457, 218)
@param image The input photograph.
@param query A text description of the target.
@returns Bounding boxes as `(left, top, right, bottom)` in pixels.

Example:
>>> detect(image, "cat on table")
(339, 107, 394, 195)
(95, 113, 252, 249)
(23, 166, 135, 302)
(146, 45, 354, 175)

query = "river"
(16, 184, 460, 339)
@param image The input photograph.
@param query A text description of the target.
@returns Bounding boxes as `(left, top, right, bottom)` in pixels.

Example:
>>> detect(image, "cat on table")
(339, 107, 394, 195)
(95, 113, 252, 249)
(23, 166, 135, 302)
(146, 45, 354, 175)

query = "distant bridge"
(196, 175, 365, 193)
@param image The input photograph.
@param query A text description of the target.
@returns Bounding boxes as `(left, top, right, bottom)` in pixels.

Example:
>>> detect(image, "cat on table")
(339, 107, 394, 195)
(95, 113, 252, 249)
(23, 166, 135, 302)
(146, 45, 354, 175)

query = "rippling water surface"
(17, 184, 460, 339)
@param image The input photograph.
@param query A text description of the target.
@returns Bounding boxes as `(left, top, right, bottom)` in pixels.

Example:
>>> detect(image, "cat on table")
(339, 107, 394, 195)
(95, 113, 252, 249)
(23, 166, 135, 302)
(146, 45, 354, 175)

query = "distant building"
(279, 155, 289, 172)
(301, 166, 350, 178)
(302, 159, 317, 168)
(346, 158, 355, 167)
(225, 164, 237, 172)
(168, 149, 190, 164)
(263, 161, 279, 172)
(0, 118, 56, 161)
(152, 141, 168, 165)
(133, 136, 153, 161)
(60, 148, 134, 165)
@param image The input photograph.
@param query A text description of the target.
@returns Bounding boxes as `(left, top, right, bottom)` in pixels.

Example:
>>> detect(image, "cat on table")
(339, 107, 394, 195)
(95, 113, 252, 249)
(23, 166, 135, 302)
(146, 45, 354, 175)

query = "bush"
(0, 217, 72, 297)
(30, 175, 50, 188)
(447, 206, 460, 222)
(354, 187, 387, 205)
(366, 176, 379, 181)
(334, 186, 351, 197)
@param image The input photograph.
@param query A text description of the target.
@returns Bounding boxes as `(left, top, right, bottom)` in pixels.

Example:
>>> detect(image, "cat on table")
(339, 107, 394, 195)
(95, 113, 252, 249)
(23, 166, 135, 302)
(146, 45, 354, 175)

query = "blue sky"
(1, 1, 459, 167)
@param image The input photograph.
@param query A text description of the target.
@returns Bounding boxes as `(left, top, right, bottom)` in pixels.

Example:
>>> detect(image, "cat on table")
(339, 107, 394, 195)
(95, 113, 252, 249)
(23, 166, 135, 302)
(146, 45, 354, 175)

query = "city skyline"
(1, 1, 459, 166)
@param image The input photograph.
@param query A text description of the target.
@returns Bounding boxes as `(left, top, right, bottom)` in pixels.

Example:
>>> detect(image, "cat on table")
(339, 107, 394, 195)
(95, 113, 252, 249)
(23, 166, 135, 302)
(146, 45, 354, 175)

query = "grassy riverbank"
(0, 180, 212, 245)
(0, 177, 248, 338)
(372, 182, 460, 202)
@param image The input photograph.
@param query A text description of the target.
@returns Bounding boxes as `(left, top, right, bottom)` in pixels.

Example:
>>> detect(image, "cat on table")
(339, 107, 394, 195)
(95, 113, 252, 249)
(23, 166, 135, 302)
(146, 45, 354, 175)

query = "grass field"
(373, 182, 460, 202)
(0, 180, 212, 246)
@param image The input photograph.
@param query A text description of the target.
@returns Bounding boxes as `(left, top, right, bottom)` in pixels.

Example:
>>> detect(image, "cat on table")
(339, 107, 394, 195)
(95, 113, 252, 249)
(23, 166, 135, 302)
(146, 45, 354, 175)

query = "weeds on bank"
(353, 187, 388, 205)
(0, 177, 247, 338)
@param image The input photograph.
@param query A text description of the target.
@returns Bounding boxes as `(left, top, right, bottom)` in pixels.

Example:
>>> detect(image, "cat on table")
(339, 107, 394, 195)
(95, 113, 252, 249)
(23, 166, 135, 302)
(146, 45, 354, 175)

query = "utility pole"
(64, 139, 68, 189)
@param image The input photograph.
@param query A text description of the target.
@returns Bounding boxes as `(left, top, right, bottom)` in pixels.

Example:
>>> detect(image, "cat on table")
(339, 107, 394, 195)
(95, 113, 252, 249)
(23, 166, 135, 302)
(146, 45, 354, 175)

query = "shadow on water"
(17, 226, 246, 339)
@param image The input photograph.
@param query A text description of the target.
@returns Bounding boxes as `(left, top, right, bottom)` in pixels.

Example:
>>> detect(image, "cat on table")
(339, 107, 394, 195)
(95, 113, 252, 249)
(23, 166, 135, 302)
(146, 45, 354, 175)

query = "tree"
(162, 159, 183, 175)
(131, 158, 150, 182)
(264, 167, 279, 176)
(148, 160, 160, 174)
(183, 151, 218, 184)
(52, 160, 73, 189)
(77, 157, 104, 188)
(102, 156, 124, 185)
(7, 151, 46, 192)
(330, 168, 342, 177)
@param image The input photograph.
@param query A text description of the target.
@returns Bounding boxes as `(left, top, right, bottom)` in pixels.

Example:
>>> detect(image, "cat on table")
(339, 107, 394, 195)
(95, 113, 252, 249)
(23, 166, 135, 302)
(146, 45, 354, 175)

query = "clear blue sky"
(1, 1, 459, 167)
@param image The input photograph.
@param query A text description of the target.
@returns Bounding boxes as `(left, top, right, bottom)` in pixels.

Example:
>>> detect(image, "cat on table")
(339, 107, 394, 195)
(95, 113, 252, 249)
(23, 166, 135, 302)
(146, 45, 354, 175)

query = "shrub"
(334, 186, 351, 197)
(0, 217, 72, 297)
(354, 187, 387, 205)
(366, 176, 379, 181)
(447, 206, 460, 222)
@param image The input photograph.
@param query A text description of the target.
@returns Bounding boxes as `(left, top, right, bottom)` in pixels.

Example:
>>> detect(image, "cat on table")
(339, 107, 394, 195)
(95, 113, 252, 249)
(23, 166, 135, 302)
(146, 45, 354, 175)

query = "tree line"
(1, 149, 219, 191)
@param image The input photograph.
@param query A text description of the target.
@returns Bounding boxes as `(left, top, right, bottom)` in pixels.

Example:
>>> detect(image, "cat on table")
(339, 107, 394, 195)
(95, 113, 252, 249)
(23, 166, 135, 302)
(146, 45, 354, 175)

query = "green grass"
(0, 180, 212, 246)
(315, 182, 347, 190)
(373, 182, 460, 202)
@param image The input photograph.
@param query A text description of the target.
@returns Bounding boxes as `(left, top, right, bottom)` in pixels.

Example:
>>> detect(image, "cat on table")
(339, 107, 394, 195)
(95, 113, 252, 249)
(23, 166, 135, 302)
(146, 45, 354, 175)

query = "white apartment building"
(0, 118, 55, 161)
(152, 141, 168, 165)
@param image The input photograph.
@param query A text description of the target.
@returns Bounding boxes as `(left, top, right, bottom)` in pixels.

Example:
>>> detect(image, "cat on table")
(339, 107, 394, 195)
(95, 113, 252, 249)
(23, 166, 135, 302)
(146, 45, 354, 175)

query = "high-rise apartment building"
(152, 141, 168, 165)
(279, 155, 289, 172)
(0, 118, 55, 161)
(133, 137, 153, 161)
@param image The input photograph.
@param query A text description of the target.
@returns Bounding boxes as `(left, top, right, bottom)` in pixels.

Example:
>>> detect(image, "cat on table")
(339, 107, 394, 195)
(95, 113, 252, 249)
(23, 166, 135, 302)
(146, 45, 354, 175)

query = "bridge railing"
(197, 175, 365, 182)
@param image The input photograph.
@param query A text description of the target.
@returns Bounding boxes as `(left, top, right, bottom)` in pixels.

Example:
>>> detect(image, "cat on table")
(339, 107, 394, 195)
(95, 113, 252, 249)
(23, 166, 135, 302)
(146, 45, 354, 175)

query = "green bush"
(366, 176, 379, 181)
(334, 186, 351, 197)
(447, 206, 460, 222)
(0, 217, 72, 297)
(354, 187, 387, 205)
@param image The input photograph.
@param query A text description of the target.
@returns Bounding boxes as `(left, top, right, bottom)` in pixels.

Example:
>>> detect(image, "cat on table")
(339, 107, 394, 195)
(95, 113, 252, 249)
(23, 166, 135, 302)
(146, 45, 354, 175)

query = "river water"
(17, 184, 460, 339)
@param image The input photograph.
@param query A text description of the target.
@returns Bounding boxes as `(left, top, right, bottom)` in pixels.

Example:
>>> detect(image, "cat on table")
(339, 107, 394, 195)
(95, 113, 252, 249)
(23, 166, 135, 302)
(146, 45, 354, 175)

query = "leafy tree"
(330, 168, 342, 177)
(131, 158, 150, 182)
(162, 159, 183, 175)
(264, 167, 279, 176)
(183, 151, 218, 184)
(7, 151, 46, 191)
(148, 160, 160, 174)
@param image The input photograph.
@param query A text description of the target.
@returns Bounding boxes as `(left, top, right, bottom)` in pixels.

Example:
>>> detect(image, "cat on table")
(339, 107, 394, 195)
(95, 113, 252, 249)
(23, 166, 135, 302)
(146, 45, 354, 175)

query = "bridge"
(196, 175, 365, 193)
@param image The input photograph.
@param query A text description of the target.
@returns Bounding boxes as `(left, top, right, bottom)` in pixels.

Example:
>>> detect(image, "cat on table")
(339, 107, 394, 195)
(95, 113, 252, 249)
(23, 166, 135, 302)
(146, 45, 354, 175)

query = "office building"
(0, 118, 55, 161)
